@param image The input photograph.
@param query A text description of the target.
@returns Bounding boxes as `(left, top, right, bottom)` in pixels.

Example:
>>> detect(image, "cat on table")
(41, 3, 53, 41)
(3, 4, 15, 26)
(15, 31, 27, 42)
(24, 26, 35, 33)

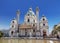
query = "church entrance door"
(43, 30, 47, 38)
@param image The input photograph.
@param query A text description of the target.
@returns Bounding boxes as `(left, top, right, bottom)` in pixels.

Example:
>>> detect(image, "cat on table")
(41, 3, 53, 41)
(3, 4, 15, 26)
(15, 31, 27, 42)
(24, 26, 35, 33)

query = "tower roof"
(29, 8, 32, 11)
(40, 15, 48, 22)
(42, 14, 45, 17)
(16, 9, 20, 14)
(36, 7, 39, 11)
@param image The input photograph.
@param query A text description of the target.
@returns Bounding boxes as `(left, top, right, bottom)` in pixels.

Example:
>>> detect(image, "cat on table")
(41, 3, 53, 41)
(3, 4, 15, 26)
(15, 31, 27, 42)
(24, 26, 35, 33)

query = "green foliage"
(57, 26, 60, 31)
(54, 31, 57, 34)
(52, 30, 57, 35)
(0, 31, 3, 38)
(52, 25, 60, 35)
(53, 25, 57, 30)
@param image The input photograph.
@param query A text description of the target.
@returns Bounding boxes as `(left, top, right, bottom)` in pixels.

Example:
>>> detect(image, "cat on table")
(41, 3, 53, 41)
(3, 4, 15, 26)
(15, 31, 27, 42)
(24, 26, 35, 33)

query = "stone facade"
(9, 19, 18, 37)
(9, 7, 49, 37)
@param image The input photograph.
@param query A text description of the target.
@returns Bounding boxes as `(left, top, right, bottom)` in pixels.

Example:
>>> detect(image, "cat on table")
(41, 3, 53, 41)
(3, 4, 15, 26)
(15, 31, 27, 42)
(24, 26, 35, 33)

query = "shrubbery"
(0, 31, 3, 38)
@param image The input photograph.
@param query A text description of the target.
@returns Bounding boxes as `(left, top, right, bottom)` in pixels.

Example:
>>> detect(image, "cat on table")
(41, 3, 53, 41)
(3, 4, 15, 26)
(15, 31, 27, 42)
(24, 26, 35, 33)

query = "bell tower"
(40, 15, 49, 37)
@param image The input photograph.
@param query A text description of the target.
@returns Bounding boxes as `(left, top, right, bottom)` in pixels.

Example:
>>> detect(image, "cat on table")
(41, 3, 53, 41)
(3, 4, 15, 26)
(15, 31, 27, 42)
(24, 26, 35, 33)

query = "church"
(9, 7, 49, 37)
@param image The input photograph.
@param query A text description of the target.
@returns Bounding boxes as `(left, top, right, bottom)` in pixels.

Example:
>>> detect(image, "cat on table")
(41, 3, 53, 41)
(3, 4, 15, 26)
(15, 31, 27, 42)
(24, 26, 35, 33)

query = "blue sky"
(0, 0, 60, 33)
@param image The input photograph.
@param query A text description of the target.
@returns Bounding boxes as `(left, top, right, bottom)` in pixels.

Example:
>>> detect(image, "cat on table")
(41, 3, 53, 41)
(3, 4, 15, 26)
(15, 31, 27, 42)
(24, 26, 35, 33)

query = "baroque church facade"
(9, 7, 49, 37)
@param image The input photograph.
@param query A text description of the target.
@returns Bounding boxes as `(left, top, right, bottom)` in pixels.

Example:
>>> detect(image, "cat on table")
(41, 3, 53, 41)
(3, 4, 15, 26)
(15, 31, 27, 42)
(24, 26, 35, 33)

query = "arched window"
(43, 18, 45, 21)
(33, 20, 35, 22)
(12, 25, 14, 28)
(43, 24, 45, 26)
(12, 21, 14, 23)
(11, 31, 13, 35)
(33, 24, 35, 27)
(27, 19, 30, 22)
(33, 29, 35, 32)
(28, 14, 29, 16)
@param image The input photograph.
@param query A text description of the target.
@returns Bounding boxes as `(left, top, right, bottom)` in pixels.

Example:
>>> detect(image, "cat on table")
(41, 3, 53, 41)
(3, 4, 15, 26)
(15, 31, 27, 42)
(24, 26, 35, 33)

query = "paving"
(0, 37, 60, 43)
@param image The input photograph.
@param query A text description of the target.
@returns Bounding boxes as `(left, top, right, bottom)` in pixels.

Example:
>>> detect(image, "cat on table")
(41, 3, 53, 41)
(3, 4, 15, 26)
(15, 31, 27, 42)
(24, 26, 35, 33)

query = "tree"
(54, 25, 57, 30)
(51, 25, 57, 35)
(57, 26, 60, 31)
(0, 31, 3, 38)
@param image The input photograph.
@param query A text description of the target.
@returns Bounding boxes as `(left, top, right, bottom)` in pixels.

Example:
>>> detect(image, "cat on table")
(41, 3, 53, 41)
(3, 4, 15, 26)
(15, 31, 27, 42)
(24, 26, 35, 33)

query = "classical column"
(16, 9, 20, 23)
(36, 7, 39, 30)
(16, 9, 20, 37)
(36, 7, 40, 37)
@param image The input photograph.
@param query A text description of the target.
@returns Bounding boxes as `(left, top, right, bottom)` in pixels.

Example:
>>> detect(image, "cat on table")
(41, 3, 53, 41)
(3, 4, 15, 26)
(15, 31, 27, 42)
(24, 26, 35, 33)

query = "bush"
(0, 31, 3, 38)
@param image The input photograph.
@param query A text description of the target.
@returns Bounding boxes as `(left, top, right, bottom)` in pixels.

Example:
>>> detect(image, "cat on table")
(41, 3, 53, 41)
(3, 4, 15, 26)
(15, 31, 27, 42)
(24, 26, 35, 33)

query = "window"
(43, 18, 45, 21)
(27, 19, 30, 22)
(33, 29, 35, 32)
(13, 21, 14, 23)
(28, 14, 29, 16)
(33, 20, 35, 22)
(33, 24, 35, 27)
(43, 24, 45, 26)
(11, 31, 13, 35)
(12, 25, 14, 28)
(17, 28, 19, 32)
